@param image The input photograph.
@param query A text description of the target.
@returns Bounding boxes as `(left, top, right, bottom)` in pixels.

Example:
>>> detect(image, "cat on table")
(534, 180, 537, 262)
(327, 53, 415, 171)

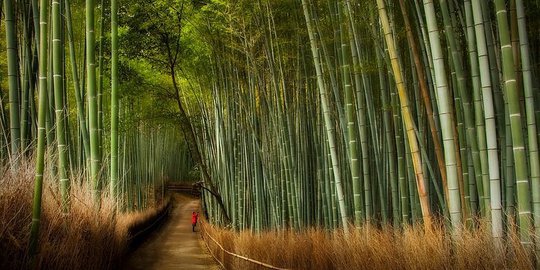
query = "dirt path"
(123, 194, 220, 270)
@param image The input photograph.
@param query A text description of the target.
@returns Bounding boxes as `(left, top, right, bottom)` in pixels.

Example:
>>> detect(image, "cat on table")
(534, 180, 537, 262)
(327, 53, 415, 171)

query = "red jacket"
(192, 213, 198, 224)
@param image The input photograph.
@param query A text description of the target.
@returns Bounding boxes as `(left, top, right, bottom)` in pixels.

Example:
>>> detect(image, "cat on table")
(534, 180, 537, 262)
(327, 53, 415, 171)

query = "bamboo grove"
(0, 0, 193, 257)
(196, 0, 540, 253)
(3, 0, 540, 264)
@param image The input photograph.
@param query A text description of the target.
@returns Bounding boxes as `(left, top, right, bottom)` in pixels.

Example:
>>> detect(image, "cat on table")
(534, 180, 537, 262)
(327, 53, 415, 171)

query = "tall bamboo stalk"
(65, 0, 90, 171)
(494, 0, 532, 246)
(422, 0, 462, 233)
(87, 0, 101, 202)
(52, 0, 70, 211)
(340, 1, 361, 227)
(29, 0, 49, 257)
(4, 0, 20, 160)
(110, 0, 119, 201)
(97, 0, 105, 159)
(515, 0, 540, 250)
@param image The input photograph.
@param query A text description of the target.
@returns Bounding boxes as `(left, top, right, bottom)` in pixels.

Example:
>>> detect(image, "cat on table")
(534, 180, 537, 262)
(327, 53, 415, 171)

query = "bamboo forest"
(2, 0, 540, 269)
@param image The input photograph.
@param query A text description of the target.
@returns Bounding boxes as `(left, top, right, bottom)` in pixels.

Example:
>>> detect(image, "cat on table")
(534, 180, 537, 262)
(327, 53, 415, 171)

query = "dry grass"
(0, 161, 166, 270)
(202, 219, 534, 270)
(1, 160, 534, 270)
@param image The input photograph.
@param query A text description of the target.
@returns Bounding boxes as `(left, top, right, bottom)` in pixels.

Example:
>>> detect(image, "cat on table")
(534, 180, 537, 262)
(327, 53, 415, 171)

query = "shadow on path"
(123, 194, 220, 270)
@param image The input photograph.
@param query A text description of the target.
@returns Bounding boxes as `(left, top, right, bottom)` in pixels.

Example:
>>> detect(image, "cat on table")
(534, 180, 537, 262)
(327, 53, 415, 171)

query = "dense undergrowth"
(202, 219, 533, 270)
(0, 160, 167, 269)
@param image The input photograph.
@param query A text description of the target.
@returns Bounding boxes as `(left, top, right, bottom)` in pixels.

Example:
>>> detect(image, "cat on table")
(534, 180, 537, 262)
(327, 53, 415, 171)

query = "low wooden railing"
(200, 221, 290, 270)
(126, 200, 172, 250)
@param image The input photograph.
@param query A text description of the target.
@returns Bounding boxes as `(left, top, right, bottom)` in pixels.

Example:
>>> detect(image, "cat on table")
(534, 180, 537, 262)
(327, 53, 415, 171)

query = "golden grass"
(201, 219, 534, 270)
(0, 161, 167, 269)
(1, 160, 534, 269)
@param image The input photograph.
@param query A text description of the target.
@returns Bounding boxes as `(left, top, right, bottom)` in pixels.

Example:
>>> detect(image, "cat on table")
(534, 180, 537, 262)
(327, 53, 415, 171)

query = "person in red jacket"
(191, 211, 199, 232)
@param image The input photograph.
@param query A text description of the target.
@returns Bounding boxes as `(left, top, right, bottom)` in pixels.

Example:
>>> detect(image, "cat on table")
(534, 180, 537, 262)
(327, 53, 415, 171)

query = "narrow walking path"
(123, 194, 220, 270)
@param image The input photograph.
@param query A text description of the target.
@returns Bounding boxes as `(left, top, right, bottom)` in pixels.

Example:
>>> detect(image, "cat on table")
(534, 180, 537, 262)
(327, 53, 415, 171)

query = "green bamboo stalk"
(378, 49, 399, 226)
(87, 0, 101, 202)
(65, 0, 90, 172)
(343, 1, 371, 224)
(471, 0, 497, 221)
(29, 0, 49, 258)
(515, 0, 540, 249)
(439, 0, 477, 223)
(463, 0, 486, 217)
(110, 0, 119, 200)
(505, 103, 515, 218)
(97, 0, 105, 160)
(0, 92, 8, 160)
(47, 27, 56, 148)
(20, 8, 32, 154)
(52, 0, 70, 211)
(494, 0, 532, 246)
(4, 0, 20, 160)
(480, 1, 504, 140)
(340, 1, 361, 227)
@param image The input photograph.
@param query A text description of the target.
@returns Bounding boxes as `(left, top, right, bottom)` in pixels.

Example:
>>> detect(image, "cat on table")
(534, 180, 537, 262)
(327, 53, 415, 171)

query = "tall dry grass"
(0, 160, 166, 269)
(202, 219, 534, 270)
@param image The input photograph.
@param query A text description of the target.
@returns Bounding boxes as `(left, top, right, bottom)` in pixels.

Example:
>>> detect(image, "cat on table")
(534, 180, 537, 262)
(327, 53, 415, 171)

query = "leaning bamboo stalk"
(376, 0, 432, 229)
(399, 0, 448, 209)
(301, 0, 349, 234)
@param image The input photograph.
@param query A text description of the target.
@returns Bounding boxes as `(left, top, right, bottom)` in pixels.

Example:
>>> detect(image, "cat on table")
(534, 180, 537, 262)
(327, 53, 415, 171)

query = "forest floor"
(123, 194, 220, 270)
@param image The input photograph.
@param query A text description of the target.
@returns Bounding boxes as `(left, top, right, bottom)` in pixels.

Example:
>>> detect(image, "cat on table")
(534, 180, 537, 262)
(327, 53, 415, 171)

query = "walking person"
(191, 211, 199, 232)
